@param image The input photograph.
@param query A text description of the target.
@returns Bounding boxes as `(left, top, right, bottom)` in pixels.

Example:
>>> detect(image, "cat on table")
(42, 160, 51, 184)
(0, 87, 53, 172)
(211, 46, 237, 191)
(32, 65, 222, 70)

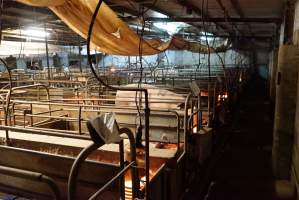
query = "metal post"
(128, 56, 131, 68)
(207, 83, 211, 127)
(144, 91, 150, 200)
(78, 36, 82, 73)
(78, 106, 82, 135)
(119, 140, 125, 200)
(44, 23, 50, 81)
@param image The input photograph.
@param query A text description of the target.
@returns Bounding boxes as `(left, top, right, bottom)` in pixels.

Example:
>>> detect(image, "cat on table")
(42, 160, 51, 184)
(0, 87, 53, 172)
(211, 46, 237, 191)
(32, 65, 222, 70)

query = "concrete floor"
(185, 74, 282, 200)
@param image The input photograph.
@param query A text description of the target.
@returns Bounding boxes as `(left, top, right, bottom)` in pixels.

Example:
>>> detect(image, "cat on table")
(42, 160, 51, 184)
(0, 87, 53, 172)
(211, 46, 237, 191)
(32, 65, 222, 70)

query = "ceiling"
(0, 0, 284, 48)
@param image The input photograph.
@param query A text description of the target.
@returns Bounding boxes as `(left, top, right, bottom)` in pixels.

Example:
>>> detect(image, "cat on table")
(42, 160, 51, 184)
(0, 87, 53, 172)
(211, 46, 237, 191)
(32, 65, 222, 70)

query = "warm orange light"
(218, 92, 228, 101)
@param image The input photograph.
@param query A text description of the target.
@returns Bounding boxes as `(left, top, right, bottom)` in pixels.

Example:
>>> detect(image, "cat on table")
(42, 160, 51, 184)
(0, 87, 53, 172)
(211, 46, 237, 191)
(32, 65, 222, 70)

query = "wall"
(256, 50, 270, 80)
(293, 1, 299, 198)
(0, 42, 252, 77)
(102, 49, 251, 69)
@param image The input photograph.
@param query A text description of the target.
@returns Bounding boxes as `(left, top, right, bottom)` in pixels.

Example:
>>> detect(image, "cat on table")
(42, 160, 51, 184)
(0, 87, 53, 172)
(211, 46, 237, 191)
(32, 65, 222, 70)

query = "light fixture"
(153, 22, 190, 35)
(23, 28, 50, 39)
(200, 31, 214, 41)
(110, 67, 116, 73)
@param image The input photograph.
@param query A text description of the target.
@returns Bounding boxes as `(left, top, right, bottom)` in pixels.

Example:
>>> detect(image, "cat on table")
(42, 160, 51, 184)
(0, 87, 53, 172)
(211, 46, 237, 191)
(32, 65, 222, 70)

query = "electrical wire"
(86, 0, 150, 131)
(201, 0, 211, 82)
(18, 24, 24, 59)
(0, 0, 3, 44)
(199, 0, 229, 92)
(135, 5, 146, 130)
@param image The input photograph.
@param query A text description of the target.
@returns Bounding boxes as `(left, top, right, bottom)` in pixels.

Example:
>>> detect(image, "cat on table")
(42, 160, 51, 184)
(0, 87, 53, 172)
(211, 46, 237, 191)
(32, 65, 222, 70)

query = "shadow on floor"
(184, 74, 282, 200)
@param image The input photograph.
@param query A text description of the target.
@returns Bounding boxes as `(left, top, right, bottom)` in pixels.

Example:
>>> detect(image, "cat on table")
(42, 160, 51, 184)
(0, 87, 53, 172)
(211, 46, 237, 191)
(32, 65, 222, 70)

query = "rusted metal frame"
(2, 79, 84, 85)
(68, 128, 138, 200)
(46, 98, 185, 104)
(183, 93, 192, 152)
(10, 103, 180, 140)
(198, 90, 202, 131)
(191, 98, 194, 133)
(23, 114, 83, 122)
(10, 100, 185, 118)
(212, 82, 217, 122)
(0, 59, 12, 141)
(0, 125, 90, 141)
(13, 125, 89, 136)
(23, 109, 26, 127)
(0, 165, 61, 200)
(11, 102, 16, 126)
(45, 23, 50, 81)
(78, 106, 82, 135)
(32, 109, 63, 116)
(207, 82, 211, 127)
(8, 88, 151, 196)
(185, 94, 212, 134)
(119, 140, 125, 200)
(187, 109, 203, 132)
(147, 109, 181, 152)
(146, 163, 166, 189)
(11, 100, 151, 110)
(37, 86, 41, 101)
(88, 161, 135, 200)
(119, 127, 139, 199)
(29, 103, 33, 126)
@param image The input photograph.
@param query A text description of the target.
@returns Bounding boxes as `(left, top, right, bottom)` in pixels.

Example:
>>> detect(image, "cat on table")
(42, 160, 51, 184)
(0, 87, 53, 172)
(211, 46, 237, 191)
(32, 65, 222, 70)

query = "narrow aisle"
(206, 75, 277, 200)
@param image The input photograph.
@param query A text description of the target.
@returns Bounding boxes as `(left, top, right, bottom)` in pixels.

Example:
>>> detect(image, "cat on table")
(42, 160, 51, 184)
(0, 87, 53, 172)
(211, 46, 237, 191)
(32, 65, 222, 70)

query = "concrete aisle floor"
(206, 76, 276, 200)
(186, 74, 281, 200)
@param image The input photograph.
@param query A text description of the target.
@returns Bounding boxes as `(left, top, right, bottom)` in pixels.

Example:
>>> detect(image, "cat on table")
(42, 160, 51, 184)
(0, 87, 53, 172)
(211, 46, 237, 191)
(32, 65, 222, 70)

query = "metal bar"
(12, 103, 16, 126)
(33, 109, 63, 115)
(44, 23, 50, 81)
(44, 98, 186, 103)
(144, 92, 150, 200)
(30, 103, 33, 126)
(0, 125, 90, 140)
(119, 127, 139, 199)
(184, 93, 192, 152)
(212, 82, 217, 121)
(68, 142, 102, 200)
(119, 140, 125, 200)
(11, 100, 186, 114)
(0, 165, 60, 200)
(88, 162, 135, 200)
(14, 125, 88, 135)
(78, 36, 82, 73)
(78, 106, 82, 135)
(24, 114, 82, 121)
(207, 83, 211, 127)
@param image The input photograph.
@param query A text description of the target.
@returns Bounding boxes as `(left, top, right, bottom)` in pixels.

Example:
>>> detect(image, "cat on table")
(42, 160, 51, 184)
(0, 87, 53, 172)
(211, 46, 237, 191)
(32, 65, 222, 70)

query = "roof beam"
(229, 0, 253, 34)
(177, 0, 231, 33)
(215, 0, 243, 35)
(142, 17, 282, 23)
(4, 1, 52, 15)
(229, 0, 245, 17)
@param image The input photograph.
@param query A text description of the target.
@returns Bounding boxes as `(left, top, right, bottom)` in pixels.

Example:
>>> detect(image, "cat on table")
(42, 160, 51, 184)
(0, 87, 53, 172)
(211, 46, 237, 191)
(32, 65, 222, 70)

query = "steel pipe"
(0, 165, 60, 200)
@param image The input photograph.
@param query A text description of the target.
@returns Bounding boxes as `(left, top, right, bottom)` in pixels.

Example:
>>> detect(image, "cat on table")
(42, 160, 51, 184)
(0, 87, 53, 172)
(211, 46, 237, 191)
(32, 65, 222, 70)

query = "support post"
(44, 23, 50, 81)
